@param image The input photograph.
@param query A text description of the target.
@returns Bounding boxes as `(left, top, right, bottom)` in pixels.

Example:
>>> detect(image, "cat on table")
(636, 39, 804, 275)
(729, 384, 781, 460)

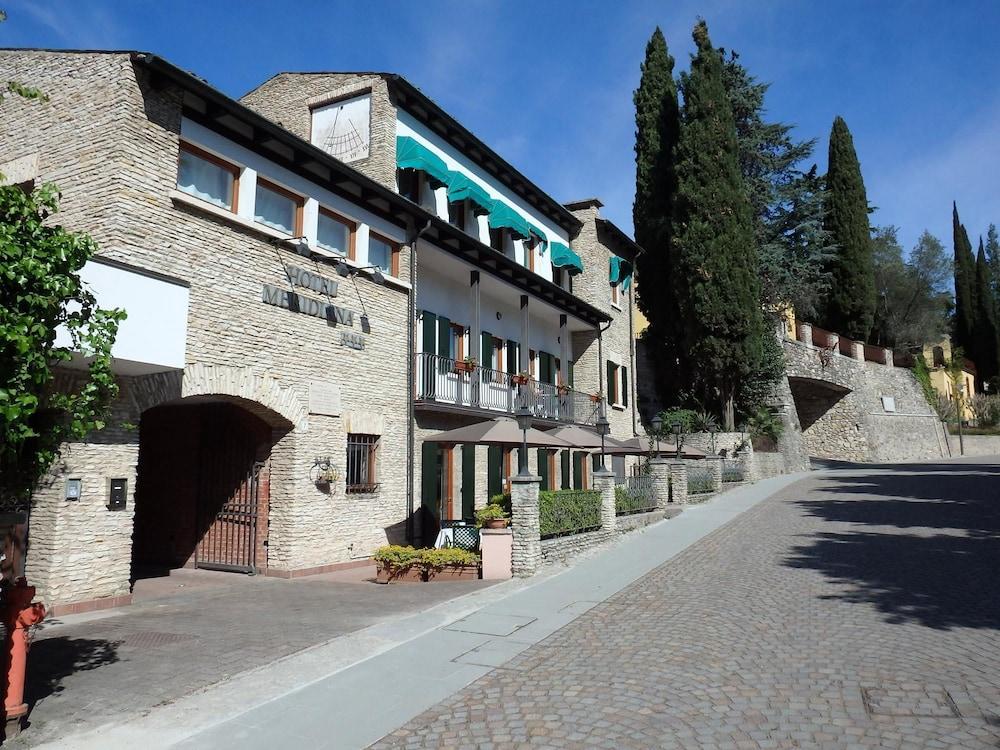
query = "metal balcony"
(414, 352, 601, 426)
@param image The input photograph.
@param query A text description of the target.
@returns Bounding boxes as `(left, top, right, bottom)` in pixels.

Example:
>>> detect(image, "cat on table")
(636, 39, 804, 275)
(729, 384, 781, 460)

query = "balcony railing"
(415, 352, 601, 425)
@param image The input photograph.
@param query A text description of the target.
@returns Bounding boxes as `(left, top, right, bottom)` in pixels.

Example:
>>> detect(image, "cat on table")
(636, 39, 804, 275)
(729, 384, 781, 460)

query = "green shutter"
(606, 360, 615, 403)
(538, 449, 550, 490)
(622, 366, 628, 407)
(421, 311, 437, 354)
(487, 445, 502, 500)
(420, 442, 441, 520)
(573, 451, 583, 489)
(507, 340, 519, 375)
(481, 331, 493, 370)
(561, 450, 571, 489)
(461, 445, 476, 521)
(437, 315, 451, 358)
(539, 352, 553, 384)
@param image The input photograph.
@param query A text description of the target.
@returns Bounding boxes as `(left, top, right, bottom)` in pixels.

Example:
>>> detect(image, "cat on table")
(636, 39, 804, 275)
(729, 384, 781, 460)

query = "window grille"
(347, 434, 380, 493)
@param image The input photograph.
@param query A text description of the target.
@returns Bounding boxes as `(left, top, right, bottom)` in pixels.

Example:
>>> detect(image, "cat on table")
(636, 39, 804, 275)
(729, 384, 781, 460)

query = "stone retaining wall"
(946, 435, 1000, 457)
(540, 528, 613, 565)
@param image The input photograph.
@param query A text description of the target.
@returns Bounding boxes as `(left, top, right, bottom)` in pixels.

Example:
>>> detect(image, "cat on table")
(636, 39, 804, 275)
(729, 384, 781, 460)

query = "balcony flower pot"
(453, 359, 477, 375)
(557, 384, 571, 396)
(512, 373, 530, 386)
(589, 393, 602, 404)
(483, 518, 509, 529)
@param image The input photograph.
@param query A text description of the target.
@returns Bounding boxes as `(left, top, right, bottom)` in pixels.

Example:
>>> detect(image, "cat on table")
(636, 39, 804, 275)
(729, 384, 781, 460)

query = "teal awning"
(526, 222, 548, 251)
(487, 199, 531, 240)
(445, 171, 492, 214)
(609, 256, 634, 290)
(396, 136, 451, 188)
(550, 243, 584, 275)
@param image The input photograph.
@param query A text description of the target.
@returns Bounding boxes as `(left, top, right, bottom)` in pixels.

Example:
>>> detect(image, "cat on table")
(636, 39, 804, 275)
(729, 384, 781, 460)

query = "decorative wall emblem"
(311, 94, 371, 163)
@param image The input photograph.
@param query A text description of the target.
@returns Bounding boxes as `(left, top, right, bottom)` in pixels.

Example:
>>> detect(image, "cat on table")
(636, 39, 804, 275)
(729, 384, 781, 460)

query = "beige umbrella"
(428, 417, 574, 447)
(543, 424, 614, 449)
(601, 435, 706, 459)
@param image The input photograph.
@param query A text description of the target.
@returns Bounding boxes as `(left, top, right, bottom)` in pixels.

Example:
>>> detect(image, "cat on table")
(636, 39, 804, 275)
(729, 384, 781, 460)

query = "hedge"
(539, 489, 602, 539)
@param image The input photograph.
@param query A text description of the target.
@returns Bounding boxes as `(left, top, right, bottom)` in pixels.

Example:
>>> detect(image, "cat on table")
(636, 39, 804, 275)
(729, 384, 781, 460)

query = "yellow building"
(922, 339, 976, 421)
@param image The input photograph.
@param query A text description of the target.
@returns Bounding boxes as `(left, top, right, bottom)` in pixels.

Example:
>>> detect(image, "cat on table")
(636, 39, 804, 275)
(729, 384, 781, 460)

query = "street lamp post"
(595, 411, 611, 472)
(672, 421, 682, 461)
(515, 405, 533, 476)
(650, 415, 663, 455)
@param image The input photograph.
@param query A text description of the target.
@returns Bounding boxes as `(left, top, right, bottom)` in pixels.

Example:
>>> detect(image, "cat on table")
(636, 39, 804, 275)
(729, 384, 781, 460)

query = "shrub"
(747, 407, 783, 441)
(539, 489, 602, 538)
(969, 393, 1000, 427)
(474, 503, 509, 527)
(372, 545, 422, 571)
(419, 547, 480, 569)
(372, 545, 480, 573)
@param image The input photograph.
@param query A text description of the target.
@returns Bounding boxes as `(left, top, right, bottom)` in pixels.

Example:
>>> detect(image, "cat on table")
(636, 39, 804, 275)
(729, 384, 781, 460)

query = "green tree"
(0, 180, 125, 512)
(870, 227, 951, 350)
(632, 27, 681, 399)
(985, 223, 1000, 296)
(974, 237, 999, 385)
(820, 116, 876, 339)
(719, 51, 834, 320)
(671, 20, 763, 429)
(951, 202, 977, 365)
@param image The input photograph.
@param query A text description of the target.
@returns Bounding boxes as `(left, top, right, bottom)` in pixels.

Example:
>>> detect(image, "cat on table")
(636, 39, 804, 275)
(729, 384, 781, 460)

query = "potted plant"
(589, 392, 602, 404)
(557, 383, 572, 396)
(372, 545, 424, 583)
(421, 547, 481, 581)
(475, 503, 510, 529)
(511, 371, 531, 386)
(453, 356, 477, 374)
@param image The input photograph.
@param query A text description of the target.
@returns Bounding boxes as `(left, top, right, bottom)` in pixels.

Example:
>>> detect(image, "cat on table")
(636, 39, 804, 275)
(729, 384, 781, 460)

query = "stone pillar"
(736, 450, 757, 482)
(851, 341, 865, 361)
(668, 461, 688, 505)
(797, 322, 813, 347)
(519, 295, 530, 374)
(705, 456, 723, 492)
(649, 458, 671, 511)
(593, 469, 617, 534)
(884, 348, 894, 367)
(510, 475, 541, 577)
(469, 270, 481, 362)
(559, 314, 571, 384)
(828, 333, 840, 354)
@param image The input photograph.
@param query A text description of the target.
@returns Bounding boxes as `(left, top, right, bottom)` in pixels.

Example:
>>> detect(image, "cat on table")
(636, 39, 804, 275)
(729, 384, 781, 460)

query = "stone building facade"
(0, 51, 643, 611)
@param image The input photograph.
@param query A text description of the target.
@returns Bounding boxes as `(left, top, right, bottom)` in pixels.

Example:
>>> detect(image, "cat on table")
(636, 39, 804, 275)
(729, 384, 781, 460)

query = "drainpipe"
(406, 218, 433, 544)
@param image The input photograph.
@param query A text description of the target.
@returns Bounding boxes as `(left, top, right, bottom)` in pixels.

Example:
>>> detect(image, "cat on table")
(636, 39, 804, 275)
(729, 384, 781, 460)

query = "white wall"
(180, 118, 405, 268)
(396, 112, 565, 281)
(54, 259, 189, 374)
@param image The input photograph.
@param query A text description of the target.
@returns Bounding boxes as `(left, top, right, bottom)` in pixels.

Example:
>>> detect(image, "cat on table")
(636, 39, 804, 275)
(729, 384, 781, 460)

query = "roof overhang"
(596, 218, 643, 259)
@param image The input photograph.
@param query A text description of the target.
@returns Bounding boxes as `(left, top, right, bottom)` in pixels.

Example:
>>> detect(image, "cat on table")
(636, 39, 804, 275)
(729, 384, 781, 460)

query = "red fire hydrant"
(1, 580, 45, 737)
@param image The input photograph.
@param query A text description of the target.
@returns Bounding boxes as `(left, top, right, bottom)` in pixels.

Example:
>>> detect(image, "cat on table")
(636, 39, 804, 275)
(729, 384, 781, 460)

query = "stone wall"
(783, 336, 946, 463)
(944, 434, 1000, 458)
(540, 528, 613, 565)
(0, 52, 414, 606)
(240, 73, 398, 189)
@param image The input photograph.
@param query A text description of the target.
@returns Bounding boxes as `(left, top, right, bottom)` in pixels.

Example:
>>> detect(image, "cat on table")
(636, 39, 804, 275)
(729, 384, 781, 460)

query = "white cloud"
(9, 0, 123, 49)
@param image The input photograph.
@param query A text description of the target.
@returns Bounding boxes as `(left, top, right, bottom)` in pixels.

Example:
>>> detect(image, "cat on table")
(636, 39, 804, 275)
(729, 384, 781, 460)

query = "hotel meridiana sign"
(261, 264, 365, 349)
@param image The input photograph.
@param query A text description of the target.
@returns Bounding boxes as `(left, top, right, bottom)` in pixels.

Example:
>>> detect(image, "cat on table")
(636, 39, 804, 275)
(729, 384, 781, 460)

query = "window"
(523, 237, 537, 272)
(255, 179, 302, 235)
(317, 208, 355, 258)
(448, 199, 467, 231)
(368, 232, 400, 276)
(397, 168, 422, 203)
(606, 361, 629, 407)
(489, 226, 507, 253)
(347, 434, 379, 493)
(177, 142, 238, 211)
(552, 266, 565, 289)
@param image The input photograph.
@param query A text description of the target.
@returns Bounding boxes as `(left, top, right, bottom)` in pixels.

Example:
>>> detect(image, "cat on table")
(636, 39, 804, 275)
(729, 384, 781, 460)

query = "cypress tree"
(672, 20, 762, 429)
(974, 238, 999, 385)
(952, 203, 977, 362)
(821, 116, 876, 340)
(632, 28, 681, 399)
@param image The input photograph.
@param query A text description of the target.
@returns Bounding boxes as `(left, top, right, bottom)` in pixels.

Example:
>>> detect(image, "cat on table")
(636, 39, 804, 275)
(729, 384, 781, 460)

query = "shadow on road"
(785, 460, 1000, 631)
(25, 637, 120, 710)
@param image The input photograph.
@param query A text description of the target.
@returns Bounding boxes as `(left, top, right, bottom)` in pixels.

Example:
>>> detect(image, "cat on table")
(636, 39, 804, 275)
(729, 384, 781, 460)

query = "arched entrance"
(131, 397, 289, 576)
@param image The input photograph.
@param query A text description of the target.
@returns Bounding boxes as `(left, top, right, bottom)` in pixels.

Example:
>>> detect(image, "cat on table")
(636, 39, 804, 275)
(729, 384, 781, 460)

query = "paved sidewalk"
(41, 470, 805, 749)
(15, 566, 495, 747)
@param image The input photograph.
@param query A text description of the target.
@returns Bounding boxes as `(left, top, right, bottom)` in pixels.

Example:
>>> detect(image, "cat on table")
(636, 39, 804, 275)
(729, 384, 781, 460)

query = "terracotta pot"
(453, 361, 476, 374)
(484, 518, 509, 529)
(425, 564, 480, 581)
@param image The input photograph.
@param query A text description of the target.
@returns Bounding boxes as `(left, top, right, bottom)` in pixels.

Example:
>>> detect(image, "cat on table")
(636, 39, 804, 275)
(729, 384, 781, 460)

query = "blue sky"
(3, 0, 998, 255)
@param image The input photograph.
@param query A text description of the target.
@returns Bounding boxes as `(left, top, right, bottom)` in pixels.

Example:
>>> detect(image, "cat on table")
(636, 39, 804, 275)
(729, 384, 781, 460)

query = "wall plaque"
(309, 381, 342, 416)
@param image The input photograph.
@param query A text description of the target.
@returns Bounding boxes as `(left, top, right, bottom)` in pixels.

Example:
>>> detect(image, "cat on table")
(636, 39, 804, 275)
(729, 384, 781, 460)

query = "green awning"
(526, 222, 548, 251)
(396, 136, 451, 188)
(487, 199, 531, 240)
(445, 171, 492, 214)
(550, 243, 584, 275)
(609, 256, 633, 290)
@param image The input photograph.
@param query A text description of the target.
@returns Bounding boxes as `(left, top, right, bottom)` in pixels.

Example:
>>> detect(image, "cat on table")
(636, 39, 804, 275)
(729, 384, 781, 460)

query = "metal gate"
(195, 461, 263, 574)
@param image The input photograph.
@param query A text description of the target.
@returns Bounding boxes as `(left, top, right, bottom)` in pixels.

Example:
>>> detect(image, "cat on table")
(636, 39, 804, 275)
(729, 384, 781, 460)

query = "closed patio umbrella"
(428, 417, 574, 447)
(600, 435, 706, 459)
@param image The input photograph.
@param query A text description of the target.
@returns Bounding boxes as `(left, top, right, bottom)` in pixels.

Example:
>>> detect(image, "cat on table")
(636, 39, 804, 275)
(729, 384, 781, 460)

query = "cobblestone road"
(372, 459, 1000, 749)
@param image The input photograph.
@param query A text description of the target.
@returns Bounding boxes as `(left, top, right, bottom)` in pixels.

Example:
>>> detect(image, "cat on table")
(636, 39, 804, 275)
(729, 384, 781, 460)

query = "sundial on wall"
(311, 93, 371, 163)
